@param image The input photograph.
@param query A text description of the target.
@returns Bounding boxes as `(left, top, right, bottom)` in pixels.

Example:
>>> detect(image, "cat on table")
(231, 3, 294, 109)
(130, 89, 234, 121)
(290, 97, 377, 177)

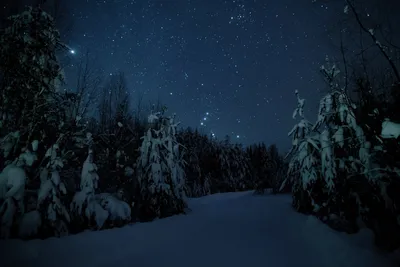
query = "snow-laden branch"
(381, 119, 400, 139)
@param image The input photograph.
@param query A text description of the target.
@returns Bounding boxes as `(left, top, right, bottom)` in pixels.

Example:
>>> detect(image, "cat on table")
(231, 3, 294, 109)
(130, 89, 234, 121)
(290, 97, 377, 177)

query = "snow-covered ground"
(0, 191, 397, 267)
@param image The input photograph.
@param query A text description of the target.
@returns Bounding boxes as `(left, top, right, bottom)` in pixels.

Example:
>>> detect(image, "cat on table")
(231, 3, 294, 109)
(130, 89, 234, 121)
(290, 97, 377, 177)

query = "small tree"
(284, 90, 320, 212)
(33, 142, 70, 237)
(70, 133, 108, 231)
(0, 144, 38, 238)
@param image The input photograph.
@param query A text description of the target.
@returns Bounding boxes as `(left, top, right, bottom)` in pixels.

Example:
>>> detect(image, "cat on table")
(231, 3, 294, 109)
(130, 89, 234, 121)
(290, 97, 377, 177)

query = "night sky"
(6, 0, 398, 151)
(63, 0, 346, 152)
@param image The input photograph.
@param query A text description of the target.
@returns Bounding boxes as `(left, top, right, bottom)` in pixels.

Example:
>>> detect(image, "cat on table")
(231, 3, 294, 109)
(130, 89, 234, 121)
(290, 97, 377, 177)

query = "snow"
(369, 28, 374, 35)
(70, 149, 110, 230)
(344, 5, 349, 14)
(96, 193, 131, 221)
(0, 164, 26, 200)
(31, 140, 39, 152)
(80, 150, 99, 190)
(381, 119, 400, 139)
(124, 166, 134, 176)
(0, 191, 396, 267)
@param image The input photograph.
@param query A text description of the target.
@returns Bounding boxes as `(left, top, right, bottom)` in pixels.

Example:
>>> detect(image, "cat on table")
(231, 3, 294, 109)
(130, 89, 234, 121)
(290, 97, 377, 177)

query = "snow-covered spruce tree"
(286, 58, 385, 234)
(317, 58, 400, 248)
(136, 110, 187, 221)
(284, 90, 321, 213)
(70, 133, 108, 231)
(25, 143, 70, 238)
(312, 57, 375, 232)
(0, 143, 38, 238)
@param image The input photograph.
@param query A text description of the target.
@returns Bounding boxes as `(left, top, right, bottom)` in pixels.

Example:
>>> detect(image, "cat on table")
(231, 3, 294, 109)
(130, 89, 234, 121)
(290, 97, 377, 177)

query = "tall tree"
(0, 6, 65, 159)
(136, 111, 187, 221)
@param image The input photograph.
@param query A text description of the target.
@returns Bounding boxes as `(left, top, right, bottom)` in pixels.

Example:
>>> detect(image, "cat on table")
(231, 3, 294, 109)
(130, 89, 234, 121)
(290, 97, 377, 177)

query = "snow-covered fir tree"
(29, 142, 70, 237)
(0, 143, 38, 238)
(286, 57, 390, 234)
(136, 110, 187, 220)
(312, 57, 376, 230)
(285, 90, 321, 212)
(70, 133, 108, 230)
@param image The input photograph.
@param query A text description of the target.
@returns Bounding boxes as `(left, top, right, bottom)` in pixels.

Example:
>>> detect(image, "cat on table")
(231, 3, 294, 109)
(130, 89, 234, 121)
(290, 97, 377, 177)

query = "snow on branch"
(381, 119, 400, 139)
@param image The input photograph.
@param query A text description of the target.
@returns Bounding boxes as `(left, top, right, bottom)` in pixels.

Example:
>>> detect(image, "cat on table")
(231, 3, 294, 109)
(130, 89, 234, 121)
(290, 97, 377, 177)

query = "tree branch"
(346, 0, 400, 83)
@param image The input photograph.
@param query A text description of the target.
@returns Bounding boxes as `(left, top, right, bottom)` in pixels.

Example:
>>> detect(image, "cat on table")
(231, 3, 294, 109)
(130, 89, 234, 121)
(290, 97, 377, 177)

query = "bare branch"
(345, 0, 400, 82)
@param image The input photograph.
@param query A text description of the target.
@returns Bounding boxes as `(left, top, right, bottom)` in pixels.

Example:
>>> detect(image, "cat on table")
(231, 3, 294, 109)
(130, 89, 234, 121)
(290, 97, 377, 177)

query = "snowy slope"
(0, 191, 397, 267)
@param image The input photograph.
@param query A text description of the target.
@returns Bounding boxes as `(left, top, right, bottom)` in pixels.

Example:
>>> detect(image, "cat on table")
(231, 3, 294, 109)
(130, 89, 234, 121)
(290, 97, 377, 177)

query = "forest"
(1, 0, 400, 255)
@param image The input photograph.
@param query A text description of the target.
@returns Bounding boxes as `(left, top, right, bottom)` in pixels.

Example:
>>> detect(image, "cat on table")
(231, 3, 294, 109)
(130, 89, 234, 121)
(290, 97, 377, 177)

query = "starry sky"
(4, 0, 399, 152)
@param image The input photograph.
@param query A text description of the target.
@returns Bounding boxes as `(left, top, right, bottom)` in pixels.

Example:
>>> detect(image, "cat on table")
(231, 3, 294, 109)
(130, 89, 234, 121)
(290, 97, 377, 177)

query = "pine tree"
(136, 110, 187, 221)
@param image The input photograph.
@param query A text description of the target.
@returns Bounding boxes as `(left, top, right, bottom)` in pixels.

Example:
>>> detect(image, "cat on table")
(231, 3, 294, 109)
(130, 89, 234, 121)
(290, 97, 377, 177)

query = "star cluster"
(66, 0, 343, 151)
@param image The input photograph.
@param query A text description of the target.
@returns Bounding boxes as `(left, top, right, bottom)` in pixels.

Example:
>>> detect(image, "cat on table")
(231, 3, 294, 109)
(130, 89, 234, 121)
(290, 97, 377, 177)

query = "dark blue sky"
(63, 0, 345, 152)
(5, 0, 397, 151)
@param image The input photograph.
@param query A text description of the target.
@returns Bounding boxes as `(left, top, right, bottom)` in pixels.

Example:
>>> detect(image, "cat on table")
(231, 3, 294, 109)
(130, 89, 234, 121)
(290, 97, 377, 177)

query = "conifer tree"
(0, 146, 38, 238)
(285, 90, 320, 212)
(35, 143, 70, 237)
(70, 133, 108, 230)
(136, 110, 187, 220)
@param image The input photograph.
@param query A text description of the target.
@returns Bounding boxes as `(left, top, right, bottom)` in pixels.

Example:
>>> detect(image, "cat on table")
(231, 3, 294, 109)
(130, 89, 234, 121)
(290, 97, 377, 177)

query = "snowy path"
(0, 192, 397, 267)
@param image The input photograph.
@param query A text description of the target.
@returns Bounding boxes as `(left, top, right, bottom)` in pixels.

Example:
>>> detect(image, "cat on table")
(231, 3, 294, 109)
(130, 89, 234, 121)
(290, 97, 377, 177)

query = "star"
(63, 0, 363, 149)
